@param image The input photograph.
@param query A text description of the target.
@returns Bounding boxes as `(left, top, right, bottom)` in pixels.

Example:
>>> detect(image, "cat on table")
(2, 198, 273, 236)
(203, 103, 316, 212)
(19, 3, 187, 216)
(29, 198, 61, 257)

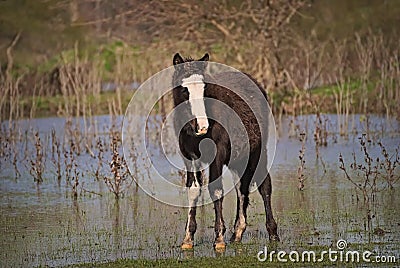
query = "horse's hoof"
(214, 241, 226, 250)
(230, 234, 242, 243)
(181, 242, 194, 250)
(269, 234, 280, 242)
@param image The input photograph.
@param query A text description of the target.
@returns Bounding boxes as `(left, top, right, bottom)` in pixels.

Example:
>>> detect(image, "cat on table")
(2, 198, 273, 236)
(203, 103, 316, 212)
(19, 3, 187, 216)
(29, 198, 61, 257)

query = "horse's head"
(173, 53, 209, 136)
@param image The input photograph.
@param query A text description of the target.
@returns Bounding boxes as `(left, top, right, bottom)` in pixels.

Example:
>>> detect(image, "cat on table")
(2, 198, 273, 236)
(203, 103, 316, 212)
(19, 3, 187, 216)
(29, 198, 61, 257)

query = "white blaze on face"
(181, 74, 208, 134)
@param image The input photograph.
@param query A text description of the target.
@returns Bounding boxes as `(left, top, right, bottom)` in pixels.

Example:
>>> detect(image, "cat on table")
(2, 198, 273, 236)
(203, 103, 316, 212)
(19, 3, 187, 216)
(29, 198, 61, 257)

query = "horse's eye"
(181, 87, 189, 95)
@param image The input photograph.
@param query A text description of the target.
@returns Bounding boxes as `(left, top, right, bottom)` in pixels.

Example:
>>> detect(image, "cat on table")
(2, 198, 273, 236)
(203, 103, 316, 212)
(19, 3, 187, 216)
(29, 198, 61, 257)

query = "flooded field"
(1, 114, 399, 267)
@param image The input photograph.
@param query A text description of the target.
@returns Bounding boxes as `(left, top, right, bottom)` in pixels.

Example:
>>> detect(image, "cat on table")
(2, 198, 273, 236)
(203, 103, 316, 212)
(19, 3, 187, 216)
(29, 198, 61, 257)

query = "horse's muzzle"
(195, 126, 208, 136)
(195, 117, 209, 136)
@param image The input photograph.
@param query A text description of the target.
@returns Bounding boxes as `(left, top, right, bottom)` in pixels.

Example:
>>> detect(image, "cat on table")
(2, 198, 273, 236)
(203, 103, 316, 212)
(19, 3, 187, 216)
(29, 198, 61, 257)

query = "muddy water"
(1, 114, 399, 267)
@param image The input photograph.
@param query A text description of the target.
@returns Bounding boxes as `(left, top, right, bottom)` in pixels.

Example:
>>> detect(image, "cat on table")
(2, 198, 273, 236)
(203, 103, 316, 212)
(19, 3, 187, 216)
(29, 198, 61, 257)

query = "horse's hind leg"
(230, 172, 250, 242)
(182, 168, 203, 249)
(208, 155, 226, 250)
(258, 173, 279, 241)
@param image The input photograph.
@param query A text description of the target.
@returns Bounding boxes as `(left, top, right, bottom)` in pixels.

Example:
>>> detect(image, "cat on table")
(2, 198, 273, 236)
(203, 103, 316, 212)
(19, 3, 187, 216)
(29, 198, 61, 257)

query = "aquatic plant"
(64, 144, 80, 199)
(297, 131, 306, 190)
(127, 137, 140, 192)
(29, 131, 45, 184)
(377, 141, 400, 189)
(94, 137, 104, 181)
(333, 79, 353, 138)
(313, 112, 328, 159)
(339, 134, 400, 203)
(50, 128, 62, 183)
(103, 128, 133, 199)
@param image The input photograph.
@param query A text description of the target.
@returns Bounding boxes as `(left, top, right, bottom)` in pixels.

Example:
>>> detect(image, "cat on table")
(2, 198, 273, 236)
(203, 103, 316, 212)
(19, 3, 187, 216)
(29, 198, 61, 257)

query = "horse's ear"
(173, 53, 184, 67)
(199, 53, 209, 69)
(199, 53, 209, 62)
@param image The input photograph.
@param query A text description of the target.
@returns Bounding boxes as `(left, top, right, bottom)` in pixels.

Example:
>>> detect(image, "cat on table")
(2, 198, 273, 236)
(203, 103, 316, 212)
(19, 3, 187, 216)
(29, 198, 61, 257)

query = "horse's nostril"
(196, 117, 209, 135)
(196, 127, 208, 136)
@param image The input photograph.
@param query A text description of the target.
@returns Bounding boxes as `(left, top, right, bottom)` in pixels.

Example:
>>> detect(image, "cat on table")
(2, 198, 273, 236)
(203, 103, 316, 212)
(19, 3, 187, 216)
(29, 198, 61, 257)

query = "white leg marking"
(214, 189, 223, 200)
(234, 180, 246, 239)
(188, 183, 201, 207)
(187, 160, 201, 212)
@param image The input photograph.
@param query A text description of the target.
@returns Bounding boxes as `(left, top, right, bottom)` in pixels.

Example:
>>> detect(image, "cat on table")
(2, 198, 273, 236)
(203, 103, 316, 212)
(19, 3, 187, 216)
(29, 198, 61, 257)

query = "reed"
(339, 134, 399, 204)
(51, 128, 62, 183)
(12, 139, 21, 179)
(64, 144, 80, 199)
(333, 79, 352, 138)
(29, 131, 44, 184)
(377, 141, 400, 189)
(127, 137, 140, 192)
(313, 112, 328, 160)
(103, 129, 132, 199)
(297, 131, 306, 190)
(94, 137, 104, 181)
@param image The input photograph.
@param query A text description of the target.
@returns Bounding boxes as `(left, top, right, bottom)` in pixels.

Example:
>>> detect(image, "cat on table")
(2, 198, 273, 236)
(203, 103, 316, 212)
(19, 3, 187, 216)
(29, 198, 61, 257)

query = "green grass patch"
(311, 79, 374, 96)
(75, 249, 386, 268)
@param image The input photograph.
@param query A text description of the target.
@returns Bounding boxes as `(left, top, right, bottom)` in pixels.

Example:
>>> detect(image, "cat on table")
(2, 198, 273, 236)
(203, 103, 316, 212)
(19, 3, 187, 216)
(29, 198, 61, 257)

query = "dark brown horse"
(172, 53, 279, 250)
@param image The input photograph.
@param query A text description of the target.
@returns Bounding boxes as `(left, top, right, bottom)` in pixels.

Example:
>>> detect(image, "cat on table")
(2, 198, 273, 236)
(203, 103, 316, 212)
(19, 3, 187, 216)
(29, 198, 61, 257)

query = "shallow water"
(1, 114, 399, 267)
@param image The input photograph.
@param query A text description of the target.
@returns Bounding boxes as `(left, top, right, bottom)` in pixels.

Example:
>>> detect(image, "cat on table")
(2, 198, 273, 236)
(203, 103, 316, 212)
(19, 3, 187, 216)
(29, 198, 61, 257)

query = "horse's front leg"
(230, 173, 250, 243)
(209, 156, 226, 250)
(182, 166, 203, 249)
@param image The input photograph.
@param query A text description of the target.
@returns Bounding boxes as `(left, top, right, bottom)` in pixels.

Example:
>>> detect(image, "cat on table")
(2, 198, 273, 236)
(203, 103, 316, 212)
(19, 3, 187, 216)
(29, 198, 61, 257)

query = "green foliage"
(312, 80, 374, 96)
(100, 41, 125, 72)
(34, 41, 143, 77)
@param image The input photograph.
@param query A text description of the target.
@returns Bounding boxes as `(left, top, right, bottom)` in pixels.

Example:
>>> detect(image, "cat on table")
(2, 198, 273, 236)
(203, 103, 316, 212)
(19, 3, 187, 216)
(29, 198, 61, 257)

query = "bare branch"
(6, 31, 22, 80)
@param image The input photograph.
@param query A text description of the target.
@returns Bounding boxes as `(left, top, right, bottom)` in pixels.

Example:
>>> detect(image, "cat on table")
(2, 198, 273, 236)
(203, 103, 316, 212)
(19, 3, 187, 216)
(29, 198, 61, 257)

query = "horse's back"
(205, 71, 270, 158)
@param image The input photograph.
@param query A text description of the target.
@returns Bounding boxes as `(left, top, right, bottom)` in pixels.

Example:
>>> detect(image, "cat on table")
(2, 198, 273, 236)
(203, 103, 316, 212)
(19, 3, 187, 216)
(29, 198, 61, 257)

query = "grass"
(8, 79, 389, 119)
(74, 243, 390, 268)
(75, 256, 296, 267)
(74, 255, 341, 267)
(311, 80, 370, 96)
(274, 76, 399, 116)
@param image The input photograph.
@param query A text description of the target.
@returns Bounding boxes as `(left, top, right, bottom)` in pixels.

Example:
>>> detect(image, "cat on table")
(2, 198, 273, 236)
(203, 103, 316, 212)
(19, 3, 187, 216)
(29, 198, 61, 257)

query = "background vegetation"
(1, 0, 399, 121)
